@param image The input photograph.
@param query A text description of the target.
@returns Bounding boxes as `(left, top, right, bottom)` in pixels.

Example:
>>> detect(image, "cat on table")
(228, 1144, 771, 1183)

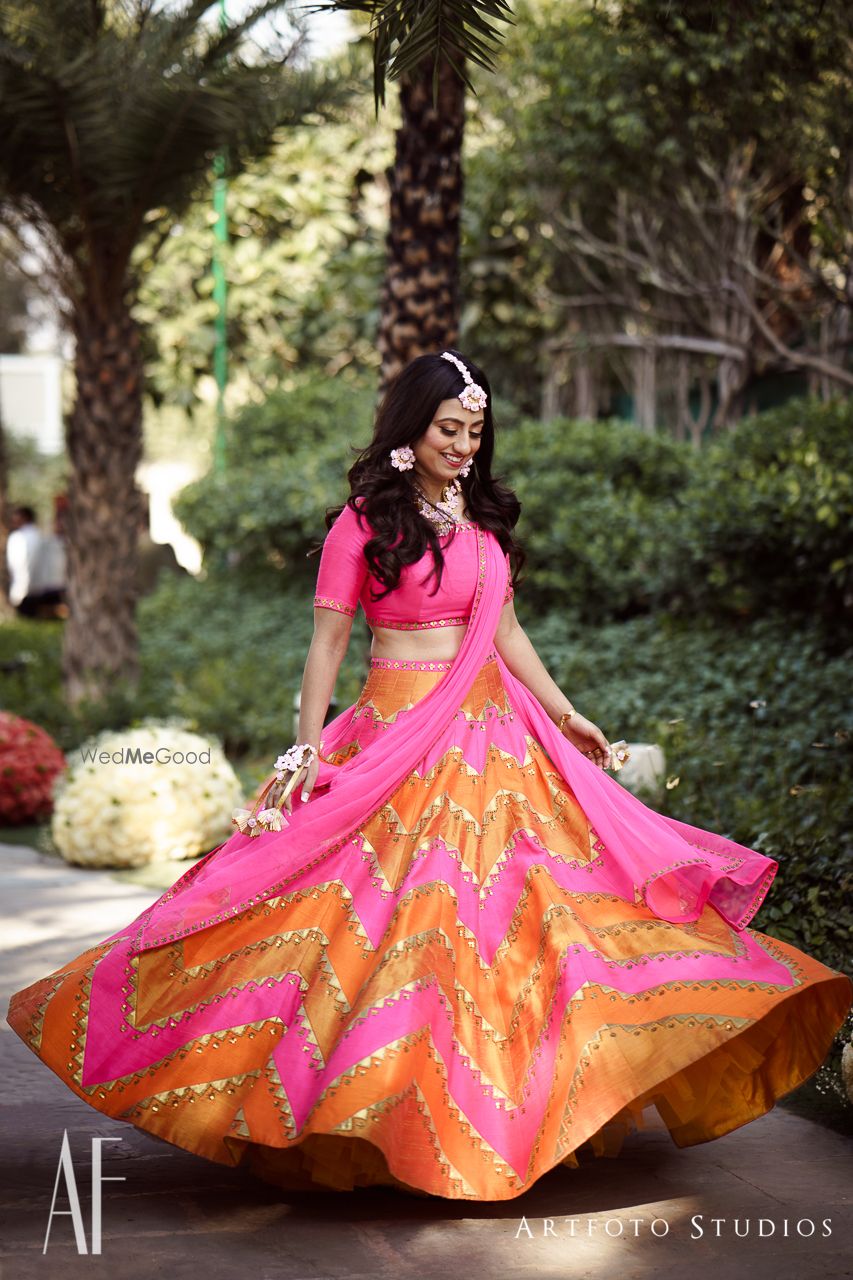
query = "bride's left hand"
(559, 712, 611, 769)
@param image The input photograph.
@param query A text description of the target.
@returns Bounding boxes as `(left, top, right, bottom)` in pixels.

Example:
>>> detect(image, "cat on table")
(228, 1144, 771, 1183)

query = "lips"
(441, 453, 466, 467)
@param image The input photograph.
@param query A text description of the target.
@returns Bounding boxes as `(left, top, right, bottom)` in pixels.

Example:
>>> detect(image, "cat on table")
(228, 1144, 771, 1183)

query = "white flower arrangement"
(842, 1040, 853, 1106)
(51, 720, 244, 868)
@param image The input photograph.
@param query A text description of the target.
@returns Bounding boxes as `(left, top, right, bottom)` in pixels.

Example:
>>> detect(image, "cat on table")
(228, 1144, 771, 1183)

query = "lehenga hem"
(9, 944, 845, 1203)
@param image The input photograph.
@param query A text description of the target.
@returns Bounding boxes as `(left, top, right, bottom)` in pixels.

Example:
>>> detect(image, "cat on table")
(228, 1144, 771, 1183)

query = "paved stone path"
(1, 841, 850, 1279)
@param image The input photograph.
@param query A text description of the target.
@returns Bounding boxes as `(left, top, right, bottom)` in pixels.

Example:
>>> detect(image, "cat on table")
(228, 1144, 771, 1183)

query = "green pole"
(212, 0, 228, 475)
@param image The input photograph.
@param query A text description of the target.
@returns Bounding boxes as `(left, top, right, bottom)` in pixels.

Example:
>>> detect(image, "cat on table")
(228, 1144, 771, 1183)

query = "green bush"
(676, 396, 853, 627)
(501, 414, 691, 623)
(135, 570, 371, 758)
(0, 620, 66, 741)
(173, 389, 853, 633)
(173, 375, 377, 586)
(499, 396, 853, 631)
(0, 574, 370, 762)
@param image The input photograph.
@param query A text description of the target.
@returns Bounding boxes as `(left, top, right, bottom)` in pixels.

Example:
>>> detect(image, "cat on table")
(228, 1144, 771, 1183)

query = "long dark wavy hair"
(310, 350, 525, 605)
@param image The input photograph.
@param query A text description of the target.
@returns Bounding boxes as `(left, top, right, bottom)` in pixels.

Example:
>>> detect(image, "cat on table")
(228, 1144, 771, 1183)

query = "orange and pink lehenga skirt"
(6, 649, 852, 1201)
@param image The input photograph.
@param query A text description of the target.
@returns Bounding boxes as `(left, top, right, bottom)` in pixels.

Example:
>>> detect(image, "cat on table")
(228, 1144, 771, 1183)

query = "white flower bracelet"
(274, 743, 318, 779)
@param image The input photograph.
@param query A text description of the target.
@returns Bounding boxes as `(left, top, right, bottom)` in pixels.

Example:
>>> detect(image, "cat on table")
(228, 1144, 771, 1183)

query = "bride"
(6, 350, 852, 1202)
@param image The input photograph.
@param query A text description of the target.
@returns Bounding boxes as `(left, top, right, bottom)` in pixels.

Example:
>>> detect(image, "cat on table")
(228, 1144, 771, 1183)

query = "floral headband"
(440, 351, 488, 413)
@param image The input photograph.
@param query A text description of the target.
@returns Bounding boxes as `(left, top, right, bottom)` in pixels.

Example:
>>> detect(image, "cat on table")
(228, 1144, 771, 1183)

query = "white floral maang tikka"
(440, 351, 488, 413)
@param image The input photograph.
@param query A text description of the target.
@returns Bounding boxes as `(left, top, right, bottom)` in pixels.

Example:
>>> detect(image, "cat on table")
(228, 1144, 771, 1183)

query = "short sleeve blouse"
(313, 499, 514, 628)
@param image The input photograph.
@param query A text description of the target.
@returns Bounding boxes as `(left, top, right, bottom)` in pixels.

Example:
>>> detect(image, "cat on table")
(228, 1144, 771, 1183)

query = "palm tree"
(312, 2, 513, 388)
(0, 0, 340, 705)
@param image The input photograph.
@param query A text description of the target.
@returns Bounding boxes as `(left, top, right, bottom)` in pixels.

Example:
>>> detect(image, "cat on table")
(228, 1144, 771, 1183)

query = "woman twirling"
(7, 350, 852, 1202)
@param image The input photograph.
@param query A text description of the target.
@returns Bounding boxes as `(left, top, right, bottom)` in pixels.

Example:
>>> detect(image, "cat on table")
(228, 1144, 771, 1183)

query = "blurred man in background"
(5, 501, 66, 619)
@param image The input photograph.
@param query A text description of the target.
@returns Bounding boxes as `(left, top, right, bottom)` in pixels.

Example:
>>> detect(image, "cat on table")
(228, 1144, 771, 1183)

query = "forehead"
(432, 397, 484, 425)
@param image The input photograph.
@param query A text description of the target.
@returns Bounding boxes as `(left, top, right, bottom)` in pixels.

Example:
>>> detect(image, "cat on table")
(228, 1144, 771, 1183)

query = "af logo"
(43, 1130, 125, 1254)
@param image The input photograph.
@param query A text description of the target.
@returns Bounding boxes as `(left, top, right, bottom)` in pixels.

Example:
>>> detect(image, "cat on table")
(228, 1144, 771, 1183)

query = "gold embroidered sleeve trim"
(313, 596, 357, 617)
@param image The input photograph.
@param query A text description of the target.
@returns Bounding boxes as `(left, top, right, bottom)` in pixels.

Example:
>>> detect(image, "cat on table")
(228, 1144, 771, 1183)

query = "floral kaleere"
(232, 806, 284, 837)
(274, 743, 317, 779)
(232, 743, 318, 837)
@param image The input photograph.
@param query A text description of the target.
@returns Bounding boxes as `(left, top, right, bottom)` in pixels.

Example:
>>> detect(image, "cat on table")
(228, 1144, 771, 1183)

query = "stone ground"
(1, 840, 850, 1280)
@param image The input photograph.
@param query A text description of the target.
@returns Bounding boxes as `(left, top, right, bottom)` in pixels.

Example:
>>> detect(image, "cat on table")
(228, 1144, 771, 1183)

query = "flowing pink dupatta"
(493, 659, 778, 930)
(128, 526, 777, 958)
(129, 525, 505, 954)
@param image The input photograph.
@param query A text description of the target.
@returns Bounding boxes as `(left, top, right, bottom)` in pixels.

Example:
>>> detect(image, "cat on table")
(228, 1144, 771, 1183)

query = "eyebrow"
(437, 416, 485, 426)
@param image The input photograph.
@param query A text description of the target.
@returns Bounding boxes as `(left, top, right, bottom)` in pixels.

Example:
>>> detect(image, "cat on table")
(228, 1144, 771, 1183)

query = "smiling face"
(412, 398, 484, 500)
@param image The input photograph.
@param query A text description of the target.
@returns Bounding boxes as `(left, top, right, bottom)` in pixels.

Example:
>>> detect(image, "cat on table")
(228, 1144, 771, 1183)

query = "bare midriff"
(368, 622, 469, 663)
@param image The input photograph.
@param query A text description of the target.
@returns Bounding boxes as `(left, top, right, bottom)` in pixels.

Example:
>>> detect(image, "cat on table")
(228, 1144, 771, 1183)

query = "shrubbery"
(678, 396, 853, 627)
(173, 377, 377, 591)
(168, 382, 853, 634)
(499, 413, 690, 621)
(505, 394, 853, 630)
(0, 582, 368, 766)
(135, 570, 371, 758)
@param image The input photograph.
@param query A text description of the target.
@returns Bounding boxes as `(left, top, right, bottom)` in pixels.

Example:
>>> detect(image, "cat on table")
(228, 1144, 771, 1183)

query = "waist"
(368, 619, 472, 664)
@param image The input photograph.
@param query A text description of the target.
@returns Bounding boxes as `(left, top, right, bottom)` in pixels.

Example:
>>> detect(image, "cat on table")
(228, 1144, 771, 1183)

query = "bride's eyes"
(440, 428, 482, 438)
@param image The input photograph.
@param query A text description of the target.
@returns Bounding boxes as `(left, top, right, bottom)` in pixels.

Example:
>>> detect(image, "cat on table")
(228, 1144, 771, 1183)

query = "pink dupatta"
(129, 525, 505, 954)
(494, 659, 778, 931)
(128, 525, 777, 958)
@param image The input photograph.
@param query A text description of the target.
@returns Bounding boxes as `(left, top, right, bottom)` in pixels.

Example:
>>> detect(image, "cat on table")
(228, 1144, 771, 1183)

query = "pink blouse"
(313, 498, 514, 630)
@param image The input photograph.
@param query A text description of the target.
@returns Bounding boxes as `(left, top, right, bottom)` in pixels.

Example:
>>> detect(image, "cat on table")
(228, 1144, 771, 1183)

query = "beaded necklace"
(413, 477, 467, 536)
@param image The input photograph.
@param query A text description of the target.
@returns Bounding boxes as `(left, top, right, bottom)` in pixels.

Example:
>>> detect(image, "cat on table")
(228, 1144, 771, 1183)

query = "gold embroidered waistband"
(364, 614, 472, 631)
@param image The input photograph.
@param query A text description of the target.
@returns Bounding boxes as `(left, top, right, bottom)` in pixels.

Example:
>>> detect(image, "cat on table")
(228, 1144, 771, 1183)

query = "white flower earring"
(458, 457, 473, 478)
(390, 445, 415, 470)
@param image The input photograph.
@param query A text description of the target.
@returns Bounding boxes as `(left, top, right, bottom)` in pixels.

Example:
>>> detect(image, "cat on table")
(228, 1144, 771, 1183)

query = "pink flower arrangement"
(0, 712, 66, 825)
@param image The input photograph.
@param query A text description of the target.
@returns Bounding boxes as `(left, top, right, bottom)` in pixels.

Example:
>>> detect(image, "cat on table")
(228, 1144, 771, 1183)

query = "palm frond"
(300, 0, 514, 107)
(0, 0, 354, 296)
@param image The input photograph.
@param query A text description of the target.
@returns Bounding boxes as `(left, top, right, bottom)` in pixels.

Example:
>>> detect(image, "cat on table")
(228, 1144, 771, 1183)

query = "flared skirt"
(6, 650, 853, 1201)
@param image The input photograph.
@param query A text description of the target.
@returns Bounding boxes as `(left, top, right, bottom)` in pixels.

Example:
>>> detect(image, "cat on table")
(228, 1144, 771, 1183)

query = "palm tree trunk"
(377, 52, 466, 393)
(62, 297, 147, 706)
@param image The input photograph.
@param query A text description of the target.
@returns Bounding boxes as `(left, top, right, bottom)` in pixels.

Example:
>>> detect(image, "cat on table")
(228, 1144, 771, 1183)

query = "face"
(412, 397, 484, 492)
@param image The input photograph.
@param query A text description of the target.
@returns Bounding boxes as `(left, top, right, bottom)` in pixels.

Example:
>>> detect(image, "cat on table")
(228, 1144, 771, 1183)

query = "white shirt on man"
(6, 522, 57, 606)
